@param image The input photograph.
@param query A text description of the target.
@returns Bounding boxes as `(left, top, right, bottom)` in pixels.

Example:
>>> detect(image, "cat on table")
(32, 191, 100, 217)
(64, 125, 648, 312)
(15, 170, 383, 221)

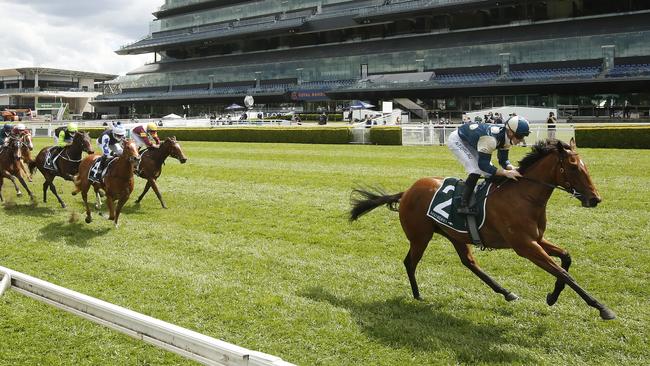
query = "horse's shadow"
(301, 286, 537, 364)
(2, 202, 56, 217)
(38, 221, 110, 248)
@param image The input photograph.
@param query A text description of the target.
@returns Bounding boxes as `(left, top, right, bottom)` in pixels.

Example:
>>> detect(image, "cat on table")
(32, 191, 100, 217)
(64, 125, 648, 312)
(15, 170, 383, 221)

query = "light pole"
(208, 74, 215, 90)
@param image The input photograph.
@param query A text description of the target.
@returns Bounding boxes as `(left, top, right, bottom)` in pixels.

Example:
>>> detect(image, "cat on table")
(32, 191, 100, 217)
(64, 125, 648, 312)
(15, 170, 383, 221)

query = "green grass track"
(1, 138, 649, 365)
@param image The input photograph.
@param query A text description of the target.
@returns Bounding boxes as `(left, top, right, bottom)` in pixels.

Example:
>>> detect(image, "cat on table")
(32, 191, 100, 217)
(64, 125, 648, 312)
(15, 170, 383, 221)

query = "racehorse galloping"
(30, 131, 94, 208)
(18, 132, 34, 181)
(349, 139, 616, 320)
(135, 136, 187, 208)
(73, 139, 140, 227)
(0, 136, 34, 202)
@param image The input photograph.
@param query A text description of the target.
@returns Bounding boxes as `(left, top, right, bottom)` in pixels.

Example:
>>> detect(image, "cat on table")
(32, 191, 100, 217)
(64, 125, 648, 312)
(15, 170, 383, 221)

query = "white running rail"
(0, 266, 294, 366)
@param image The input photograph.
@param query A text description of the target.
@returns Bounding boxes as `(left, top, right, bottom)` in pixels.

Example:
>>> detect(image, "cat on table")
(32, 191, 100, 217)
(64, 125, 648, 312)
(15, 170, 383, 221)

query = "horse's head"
(75, 131, 95, 154)
(123, 139, 141, 165)
(165, 136, 187, 164)
(20, 131, 33, 151)
(7, 136, 22, 161)
(556, 138, 602, 208)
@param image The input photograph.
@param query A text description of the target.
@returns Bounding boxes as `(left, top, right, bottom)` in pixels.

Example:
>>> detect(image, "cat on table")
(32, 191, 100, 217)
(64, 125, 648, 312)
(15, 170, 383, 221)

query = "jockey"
(447, 115, 530, 214)
(131, 122, 160, 149)
(97, 126, 126, 172)
(1, 124, 12, 145)
(55, 122, 78, 147)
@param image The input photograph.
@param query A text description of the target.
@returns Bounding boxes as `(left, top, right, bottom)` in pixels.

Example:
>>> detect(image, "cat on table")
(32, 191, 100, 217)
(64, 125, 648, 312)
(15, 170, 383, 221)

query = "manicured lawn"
(1, 138, 649, 365)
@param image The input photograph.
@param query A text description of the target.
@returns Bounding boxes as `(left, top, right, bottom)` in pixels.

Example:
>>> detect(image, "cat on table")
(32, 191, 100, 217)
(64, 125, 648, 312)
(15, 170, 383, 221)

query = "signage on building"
(290, 90, 330, 101)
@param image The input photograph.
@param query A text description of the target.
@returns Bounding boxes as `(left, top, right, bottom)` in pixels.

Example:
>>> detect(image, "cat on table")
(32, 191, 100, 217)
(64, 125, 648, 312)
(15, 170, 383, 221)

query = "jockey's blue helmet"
(3, 124, 12, 132)
(505, 116, 530, 138)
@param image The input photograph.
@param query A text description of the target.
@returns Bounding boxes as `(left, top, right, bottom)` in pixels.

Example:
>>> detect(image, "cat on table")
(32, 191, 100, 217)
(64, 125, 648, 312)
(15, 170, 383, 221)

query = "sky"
(0, 0, 163, 76)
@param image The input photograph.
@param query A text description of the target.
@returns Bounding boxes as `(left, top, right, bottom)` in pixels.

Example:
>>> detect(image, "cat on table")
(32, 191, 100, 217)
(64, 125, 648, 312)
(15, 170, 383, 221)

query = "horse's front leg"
(149, 179, 167, 208)
(113, 194, 129, 228)
(19, 160, 31, 182)
(512, 240, 615, 320)
(452, 240, 519, 301)
(16, 174, 34, 201)
(135, 180, 151, 204)
(538, 238, 572, 306)
(4, 171, 22, 197)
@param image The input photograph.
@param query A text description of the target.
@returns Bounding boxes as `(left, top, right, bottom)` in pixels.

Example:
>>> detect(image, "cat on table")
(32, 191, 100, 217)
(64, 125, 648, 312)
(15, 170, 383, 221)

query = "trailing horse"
(72, 139, 140, 227)
(30, 131, 94, 208)
(349, 139, 616, 320)
(0, 135, 34, 202)
(134, 136, 187, 208)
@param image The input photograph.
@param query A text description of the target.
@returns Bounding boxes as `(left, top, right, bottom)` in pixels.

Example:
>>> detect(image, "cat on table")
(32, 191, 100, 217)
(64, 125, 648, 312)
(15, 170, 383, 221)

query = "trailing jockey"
(447, 115, 530, 214)
(131, 122, 161, 151)
(46, 123, 79, 170)
(1, 124, 12, 146)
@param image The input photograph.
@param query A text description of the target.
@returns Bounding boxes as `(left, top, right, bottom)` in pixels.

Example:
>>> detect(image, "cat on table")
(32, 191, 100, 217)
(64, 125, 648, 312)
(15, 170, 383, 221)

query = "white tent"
(162, 113, 183, 119)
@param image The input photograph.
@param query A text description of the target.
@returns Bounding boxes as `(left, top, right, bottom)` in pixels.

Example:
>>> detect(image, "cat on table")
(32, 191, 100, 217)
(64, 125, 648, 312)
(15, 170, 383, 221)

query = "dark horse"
(72, 139, 140, 227)
(350, 139, 616, 320)
(29, 131, 95, 208)
(134, 136, 187, 208)
(0, 135, 34, 202)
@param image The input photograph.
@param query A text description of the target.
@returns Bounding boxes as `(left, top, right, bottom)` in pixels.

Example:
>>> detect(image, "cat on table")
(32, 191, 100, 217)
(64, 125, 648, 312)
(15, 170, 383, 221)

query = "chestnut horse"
(349, 139, 616, 320)
(72, 139, 140, 227)
(0, 135, 34, 202)
(30, 131, 95, 208)
(134, 136, 187, 208)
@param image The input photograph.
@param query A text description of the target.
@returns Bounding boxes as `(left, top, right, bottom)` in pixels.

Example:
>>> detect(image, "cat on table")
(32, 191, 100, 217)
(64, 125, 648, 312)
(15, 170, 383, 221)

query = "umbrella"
(350, 101, 375, 109)
(225, 103, 244, 110)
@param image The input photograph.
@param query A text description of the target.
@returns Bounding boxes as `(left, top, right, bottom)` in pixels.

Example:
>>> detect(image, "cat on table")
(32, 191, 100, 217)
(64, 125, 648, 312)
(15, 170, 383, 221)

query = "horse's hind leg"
(452, 240, 519, 301)
(538, 238, 572, 306)
(404, 238, 431, 300)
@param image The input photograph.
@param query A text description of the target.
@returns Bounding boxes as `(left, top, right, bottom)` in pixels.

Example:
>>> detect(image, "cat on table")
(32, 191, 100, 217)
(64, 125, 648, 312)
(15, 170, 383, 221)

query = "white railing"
(0, 266, 294, 366)
(401, 124, 576, 146)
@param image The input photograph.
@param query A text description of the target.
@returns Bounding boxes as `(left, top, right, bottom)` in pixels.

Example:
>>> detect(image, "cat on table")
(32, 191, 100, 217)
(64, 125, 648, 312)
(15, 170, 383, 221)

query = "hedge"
(575, 127, 650, 149)
(82, 127, 352, 144)
(369, 127, 402, 145)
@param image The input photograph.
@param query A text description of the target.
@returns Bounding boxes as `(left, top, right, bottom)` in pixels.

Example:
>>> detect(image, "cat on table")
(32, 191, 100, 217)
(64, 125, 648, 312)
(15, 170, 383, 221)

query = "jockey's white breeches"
(447, 130, 491, 176)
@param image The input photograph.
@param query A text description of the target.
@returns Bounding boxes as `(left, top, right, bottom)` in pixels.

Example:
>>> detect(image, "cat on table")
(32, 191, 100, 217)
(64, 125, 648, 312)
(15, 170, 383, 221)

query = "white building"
(0, 67, 116, 120)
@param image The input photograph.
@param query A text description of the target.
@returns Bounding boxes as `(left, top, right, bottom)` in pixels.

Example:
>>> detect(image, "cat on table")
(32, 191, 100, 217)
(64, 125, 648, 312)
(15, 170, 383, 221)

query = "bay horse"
(72, 139, 140, 227)
(134, 136, 187, 208)
(29, 131, 94, 208)
(0, 135, 34, 202)
(349, 139, 616, 320)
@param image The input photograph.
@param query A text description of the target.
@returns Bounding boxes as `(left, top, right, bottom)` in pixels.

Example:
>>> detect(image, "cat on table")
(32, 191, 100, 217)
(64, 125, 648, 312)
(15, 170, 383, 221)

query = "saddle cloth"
(426, 177, 492, 233)
(88, 157, 116, 183)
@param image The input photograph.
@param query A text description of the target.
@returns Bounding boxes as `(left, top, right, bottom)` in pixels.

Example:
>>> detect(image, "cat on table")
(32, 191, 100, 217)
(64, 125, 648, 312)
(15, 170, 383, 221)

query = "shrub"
(575, 127, 650, 149)
(81, 127, 352, 144)
(369, 127, 402, 145)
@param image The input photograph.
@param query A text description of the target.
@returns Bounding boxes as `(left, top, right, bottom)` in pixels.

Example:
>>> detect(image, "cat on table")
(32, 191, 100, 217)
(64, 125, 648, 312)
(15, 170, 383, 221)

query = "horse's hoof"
(546, 293, 558, 306)
(600, 307, 616, 320)
(85, 216, 92, 224)
(61, 203, 66, 209)
(17, 192, 22, 197)
(505, 292, 519, 302)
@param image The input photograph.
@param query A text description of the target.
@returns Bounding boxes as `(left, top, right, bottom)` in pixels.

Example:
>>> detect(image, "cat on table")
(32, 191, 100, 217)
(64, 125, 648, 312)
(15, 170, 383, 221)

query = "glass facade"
(116, 31, 650, 89)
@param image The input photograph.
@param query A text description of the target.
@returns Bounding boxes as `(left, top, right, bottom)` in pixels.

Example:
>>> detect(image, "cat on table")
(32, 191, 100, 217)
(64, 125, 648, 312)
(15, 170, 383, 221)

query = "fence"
(401, 124, 576, 146)
(0, 266, 294, 366)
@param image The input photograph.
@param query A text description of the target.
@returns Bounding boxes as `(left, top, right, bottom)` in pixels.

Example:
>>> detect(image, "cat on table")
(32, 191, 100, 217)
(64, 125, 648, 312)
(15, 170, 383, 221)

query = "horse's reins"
(493, 156, 584, 200)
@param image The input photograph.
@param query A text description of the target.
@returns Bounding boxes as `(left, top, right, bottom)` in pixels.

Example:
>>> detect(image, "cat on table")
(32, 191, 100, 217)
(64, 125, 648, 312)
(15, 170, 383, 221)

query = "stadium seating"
(506, 66, 600, 81)
(606, 63, 650, 78)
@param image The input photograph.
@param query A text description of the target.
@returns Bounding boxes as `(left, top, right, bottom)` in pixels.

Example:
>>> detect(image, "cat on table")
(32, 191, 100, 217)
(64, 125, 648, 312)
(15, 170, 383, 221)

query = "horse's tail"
(349, 188, 403, 221)
(28, 160, 37, 175)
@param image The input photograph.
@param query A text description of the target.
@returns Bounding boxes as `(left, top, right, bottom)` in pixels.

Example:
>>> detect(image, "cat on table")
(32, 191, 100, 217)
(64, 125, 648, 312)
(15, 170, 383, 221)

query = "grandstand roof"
(0, 67, 116, 81)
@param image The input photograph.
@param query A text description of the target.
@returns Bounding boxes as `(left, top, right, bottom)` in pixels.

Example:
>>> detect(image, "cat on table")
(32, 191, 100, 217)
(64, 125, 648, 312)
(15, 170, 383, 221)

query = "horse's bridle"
(519, 155, 584, 200)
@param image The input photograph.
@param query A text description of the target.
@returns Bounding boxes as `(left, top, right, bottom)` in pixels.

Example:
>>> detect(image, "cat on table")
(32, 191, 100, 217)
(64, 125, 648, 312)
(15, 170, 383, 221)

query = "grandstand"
(95, 0, 650, 120)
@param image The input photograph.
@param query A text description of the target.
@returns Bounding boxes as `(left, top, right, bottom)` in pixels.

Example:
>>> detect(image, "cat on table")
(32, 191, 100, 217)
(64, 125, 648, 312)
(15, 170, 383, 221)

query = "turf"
(0, 138, 649, 365)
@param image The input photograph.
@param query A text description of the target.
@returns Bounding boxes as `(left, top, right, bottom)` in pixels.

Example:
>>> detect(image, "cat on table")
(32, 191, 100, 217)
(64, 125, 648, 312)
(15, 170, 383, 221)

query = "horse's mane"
(518, 139, 571, 174)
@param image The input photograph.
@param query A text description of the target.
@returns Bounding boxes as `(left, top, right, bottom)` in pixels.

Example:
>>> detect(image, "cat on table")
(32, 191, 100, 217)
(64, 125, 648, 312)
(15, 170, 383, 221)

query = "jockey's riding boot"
(457, 173, 480, 215)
